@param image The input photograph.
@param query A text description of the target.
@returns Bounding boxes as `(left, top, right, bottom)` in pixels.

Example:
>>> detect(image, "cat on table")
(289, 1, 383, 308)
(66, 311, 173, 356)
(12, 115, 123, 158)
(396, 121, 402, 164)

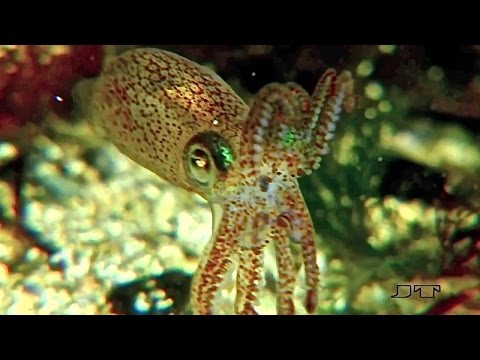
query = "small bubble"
(378, 157, 383, 162)
(251, 72, 256, 77)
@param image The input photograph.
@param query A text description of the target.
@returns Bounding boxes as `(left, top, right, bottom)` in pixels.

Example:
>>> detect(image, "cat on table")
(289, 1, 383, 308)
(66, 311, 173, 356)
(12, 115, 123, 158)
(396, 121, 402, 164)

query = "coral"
(0, 45, 103, 141)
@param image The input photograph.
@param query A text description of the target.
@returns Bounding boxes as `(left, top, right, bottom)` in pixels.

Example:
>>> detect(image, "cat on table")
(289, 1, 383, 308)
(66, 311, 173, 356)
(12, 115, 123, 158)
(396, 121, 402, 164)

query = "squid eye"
(184, 131, 235, 189)
(186, 146, 213, 186)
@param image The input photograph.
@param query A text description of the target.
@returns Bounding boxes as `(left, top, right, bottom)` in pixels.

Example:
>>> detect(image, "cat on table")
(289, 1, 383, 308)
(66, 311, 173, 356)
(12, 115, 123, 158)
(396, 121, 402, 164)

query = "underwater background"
(0, 45, 479, 315)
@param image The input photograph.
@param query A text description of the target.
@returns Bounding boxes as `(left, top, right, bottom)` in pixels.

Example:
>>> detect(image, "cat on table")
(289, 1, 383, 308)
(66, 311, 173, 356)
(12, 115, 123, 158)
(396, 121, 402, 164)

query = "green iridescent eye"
(184, 132, 235, 188)
(215, 143, 234, 171)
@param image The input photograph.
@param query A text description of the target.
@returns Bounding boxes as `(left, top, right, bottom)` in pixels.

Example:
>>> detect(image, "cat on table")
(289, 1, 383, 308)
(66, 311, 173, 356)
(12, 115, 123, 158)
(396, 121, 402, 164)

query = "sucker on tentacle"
(74, 47, 355, 315)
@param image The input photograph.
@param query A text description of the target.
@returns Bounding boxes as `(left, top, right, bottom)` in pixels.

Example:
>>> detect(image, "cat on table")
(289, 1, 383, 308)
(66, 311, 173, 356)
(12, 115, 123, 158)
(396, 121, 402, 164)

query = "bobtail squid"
(73, 47, 355, 315)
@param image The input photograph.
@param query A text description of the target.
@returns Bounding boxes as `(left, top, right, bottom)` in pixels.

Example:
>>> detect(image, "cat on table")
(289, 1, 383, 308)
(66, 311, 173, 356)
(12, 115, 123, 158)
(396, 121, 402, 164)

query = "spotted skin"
(78, 48, 355, 315)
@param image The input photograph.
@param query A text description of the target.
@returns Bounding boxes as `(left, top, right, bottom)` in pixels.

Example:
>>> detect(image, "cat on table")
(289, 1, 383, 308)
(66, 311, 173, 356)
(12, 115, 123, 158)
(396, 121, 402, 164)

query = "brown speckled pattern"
(88, 49, 248, 195)
(84, 48, 355, 315)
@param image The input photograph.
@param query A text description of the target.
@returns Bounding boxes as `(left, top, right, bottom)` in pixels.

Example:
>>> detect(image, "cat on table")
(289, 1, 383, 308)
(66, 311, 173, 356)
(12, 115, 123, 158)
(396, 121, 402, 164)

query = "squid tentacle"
(234, 246, 264, 315)
(271, 225, 297, 315)
(301, 70, 355, 175)
(238, 83, 306, 175)
(190, 204, 243, 315)
(277, 184, 320, 314)
(234, 211, 270, 315)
